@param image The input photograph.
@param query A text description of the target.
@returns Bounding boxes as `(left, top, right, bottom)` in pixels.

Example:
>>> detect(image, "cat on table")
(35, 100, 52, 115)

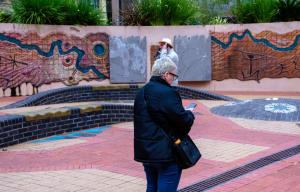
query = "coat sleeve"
(159, 89, 195, 136)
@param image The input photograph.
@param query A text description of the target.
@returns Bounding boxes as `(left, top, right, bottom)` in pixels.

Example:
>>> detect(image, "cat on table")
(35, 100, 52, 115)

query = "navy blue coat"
(134, 76, 195, 163)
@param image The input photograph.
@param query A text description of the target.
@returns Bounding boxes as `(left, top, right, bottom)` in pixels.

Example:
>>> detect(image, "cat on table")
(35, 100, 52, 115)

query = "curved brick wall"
(0, 85, 142, 110)
(0, 85, 236, 110)
(0, 103, 133, 148)
(0, 85, 236, 148)
(173, 86, 235, 101)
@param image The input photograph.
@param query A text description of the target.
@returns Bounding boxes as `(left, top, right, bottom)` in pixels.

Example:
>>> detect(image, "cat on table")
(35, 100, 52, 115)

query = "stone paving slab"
(0, 169, 146, 192)
(229, 117, 300, 135)
(0, 96, 27, 108)
(194, 138, 269, 163)
(5, 139, 87, 152)
(1, 99, 300, 191)
(208, 154, 300, 192)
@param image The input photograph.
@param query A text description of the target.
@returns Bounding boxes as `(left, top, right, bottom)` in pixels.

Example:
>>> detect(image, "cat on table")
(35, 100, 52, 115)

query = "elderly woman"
(134, 57, 195, 192)
(155, 38, 179, 66)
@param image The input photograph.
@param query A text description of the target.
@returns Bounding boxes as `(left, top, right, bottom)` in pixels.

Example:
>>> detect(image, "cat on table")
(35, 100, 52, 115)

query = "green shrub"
(232, 0, 256, 23)
(232, 0, 277, 23)
(275, 0, 300, 21)
(121, 0, 200, 26)
(160, 0, 200, 25)
(197, 0, 231, 25)
(209, 16, 228, 24)
(136, 0, 161, 25)
(0, 9, 13, 23)
(11, 0, 65, 24)
(10, 0, 106, 25)
(62, 0, 106, 25)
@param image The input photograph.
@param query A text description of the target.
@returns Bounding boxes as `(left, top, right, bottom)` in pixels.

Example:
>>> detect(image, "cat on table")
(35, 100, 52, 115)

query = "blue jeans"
(143, 162, 182, 192)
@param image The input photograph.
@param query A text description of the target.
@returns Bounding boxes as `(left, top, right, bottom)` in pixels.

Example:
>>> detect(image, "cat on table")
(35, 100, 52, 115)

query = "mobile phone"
(185, 103, 197, 111)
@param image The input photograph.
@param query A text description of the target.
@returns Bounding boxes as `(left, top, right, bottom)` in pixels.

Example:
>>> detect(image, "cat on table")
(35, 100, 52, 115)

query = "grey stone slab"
(174, 34, 211, 81)
(110, 36, 147, 83)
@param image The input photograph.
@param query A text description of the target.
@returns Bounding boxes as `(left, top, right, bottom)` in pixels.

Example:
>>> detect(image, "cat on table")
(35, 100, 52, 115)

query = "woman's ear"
(162, 72, 167, 80)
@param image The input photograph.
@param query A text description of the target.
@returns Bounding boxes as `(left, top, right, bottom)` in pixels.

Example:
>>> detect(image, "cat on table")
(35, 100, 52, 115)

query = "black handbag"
(142, 88, 201, 169)
(172, 135, 201, 169)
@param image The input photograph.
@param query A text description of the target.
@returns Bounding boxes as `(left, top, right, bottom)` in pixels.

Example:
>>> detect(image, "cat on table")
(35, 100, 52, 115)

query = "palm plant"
(197, 0, 231, 24)
(232, 0, 277, 23)
(160, 0, 200, 25)
(209, 16, 228, 24)
(62, 0, 106, 25)
(254, 0, 277, 23)
(11, 0, 65, 24)
(0, 9, 12, 23)
(10, 0, 106, 25)
(275, 0, 300, 21)
(138, 0, 162, 25)
(232, 1, 256, 23)
(121, 0, 200, 26)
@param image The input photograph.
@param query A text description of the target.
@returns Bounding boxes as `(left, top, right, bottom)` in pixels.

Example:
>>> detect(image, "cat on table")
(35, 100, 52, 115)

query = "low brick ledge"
(0, 103, 133, 148)
(0, 84, 236, 110)
(0, 84, 236, 148)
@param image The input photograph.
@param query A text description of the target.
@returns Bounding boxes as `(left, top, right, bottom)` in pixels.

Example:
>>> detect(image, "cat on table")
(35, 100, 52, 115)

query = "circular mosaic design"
(264, 103, 297, 113)
(211, 98, 300, 122)
(265, 98, 279, 101)
(224, 99, 252, 106)
(93, 43, 106, 57)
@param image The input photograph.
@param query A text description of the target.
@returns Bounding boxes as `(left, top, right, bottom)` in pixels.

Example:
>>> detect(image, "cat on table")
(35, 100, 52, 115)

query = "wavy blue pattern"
(31, 126, 111, 143)
(211, 29, 300, 52)
(0, 33, 106, 78)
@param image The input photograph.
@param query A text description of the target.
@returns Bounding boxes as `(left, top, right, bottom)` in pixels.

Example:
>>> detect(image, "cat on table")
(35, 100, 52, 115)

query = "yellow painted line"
(80, 105, 103, 113)
(92, 84, 144, 91)
(92, 85, 130, 91)
(25, 110, 71, 121)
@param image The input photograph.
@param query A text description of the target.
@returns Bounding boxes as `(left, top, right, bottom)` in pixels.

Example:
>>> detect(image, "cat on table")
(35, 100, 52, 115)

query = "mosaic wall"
(211, 29, 300, 82)
(109, 36, 147, 83)
(0, 32, 109, 95)
(150, 45, 160, 71)
(2, 25, 300, 96)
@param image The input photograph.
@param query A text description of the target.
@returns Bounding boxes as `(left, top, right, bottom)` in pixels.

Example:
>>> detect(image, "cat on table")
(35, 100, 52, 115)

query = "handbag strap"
(141, 87, 179, 144)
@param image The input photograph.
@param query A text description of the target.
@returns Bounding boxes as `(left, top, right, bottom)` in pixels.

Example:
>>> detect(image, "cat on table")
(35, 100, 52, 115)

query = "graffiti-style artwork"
(0, 32, 109, 95)
(212, 29, 300, 82)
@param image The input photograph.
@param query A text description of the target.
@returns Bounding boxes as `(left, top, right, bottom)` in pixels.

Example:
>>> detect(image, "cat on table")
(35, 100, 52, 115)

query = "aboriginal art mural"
(0, 32, 109, 96)
(150, 45, 160, 70)
(211, 29, 300, 82)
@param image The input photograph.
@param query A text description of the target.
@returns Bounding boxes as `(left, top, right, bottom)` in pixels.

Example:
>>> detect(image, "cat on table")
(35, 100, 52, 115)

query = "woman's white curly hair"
(151, 57, 177, 76)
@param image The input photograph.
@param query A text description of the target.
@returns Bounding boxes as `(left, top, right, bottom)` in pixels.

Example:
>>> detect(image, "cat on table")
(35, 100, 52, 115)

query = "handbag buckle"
(174, 138, 181, 145)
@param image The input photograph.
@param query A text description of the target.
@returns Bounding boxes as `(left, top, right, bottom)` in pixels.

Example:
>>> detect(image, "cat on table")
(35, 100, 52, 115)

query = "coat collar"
(150, 76, 171, 87)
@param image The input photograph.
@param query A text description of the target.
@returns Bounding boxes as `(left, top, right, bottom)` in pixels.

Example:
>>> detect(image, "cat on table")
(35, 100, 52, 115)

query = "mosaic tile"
(211, 98, 300, 122)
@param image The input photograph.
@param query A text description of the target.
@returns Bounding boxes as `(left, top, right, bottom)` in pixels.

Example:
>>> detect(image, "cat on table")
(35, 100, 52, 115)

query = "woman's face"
(162, 70, 178, 85)
(159, 42, 167, 49)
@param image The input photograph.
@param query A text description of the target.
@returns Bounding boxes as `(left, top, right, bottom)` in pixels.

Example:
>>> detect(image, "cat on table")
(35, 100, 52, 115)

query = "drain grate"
(179, 144, 300, 192)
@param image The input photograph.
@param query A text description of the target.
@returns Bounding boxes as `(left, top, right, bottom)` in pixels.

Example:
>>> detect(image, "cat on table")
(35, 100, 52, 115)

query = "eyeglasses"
(168, 72, 179, 80)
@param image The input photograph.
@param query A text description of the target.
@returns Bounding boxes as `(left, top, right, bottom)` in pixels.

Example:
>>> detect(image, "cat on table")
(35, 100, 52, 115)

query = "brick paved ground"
(1, 93, 300, 191)
(0, 96, 26, 108)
